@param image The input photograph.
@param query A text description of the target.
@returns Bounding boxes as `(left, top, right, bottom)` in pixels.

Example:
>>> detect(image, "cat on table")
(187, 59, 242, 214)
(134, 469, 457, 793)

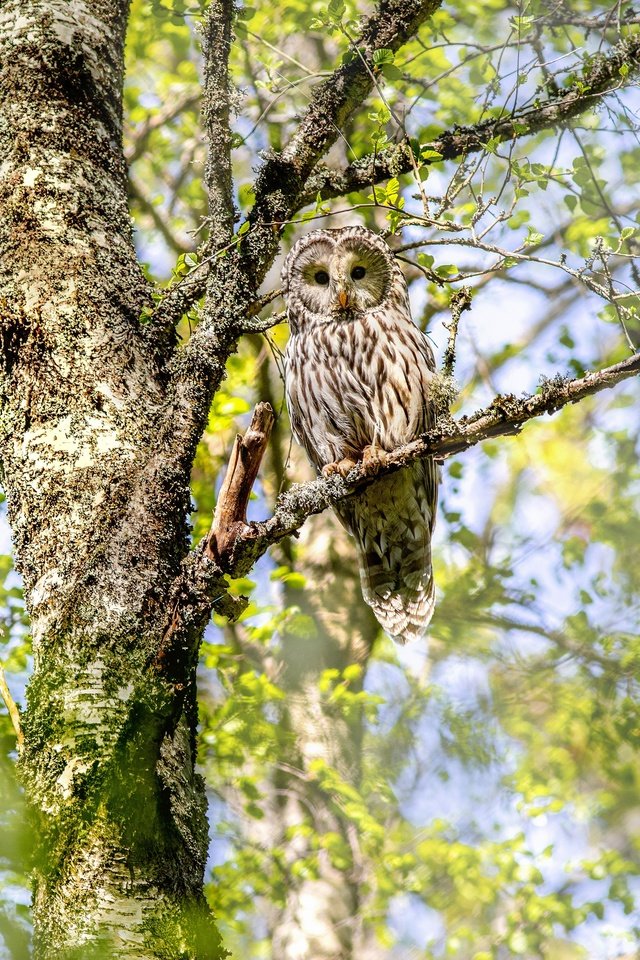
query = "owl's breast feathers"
(285, 308, 436, 468)
(285, 271, 440, 645)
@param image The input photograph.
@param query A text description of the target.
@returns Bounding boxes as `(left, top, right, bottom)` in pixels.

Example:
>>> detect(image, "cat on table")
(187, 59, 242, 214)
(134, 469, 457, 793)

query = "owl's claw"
(322, 457, 357, 478)
(361, 444, 385, 476)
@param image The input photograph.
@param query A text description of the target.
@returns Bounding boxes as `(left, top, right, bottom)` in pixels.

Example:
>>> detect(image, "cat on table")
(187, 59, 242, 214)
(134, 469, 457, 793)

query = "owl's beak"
(337, 289, 350, 309)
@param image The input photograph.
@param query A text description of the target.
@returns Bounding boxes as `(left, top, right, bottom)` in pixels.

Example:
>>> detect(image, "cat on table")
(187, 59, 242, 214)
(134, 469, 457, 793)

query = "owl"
(282, 226, 439, 644)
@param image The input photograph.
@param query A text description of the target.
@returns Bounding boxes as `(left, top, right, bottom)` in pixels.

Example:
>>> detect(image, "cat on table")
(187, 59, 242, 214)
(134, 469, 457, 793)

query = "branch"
(225, 350, 640, 578)
(299, 33, 640, 205)
(154, 405, 275, 676)
(541, 6, 640, 29)
(201, 0, 236, 249)
(125, 91, 200, 165)
(243, 0, 443, 285)
(164, 351, 639, 643)
(150, 258, 212, 331)
(442, 287, 471, 378)
(204, 402, 275, 567)
(0, 662, 23, 753)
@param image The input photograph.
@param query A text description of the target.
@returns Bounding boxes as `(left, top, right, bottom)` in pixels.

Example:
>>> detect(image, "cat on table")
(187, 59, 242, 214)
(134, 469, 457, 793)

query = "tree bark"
(268, 516, 378, 960)
(0, 2, 222, 956)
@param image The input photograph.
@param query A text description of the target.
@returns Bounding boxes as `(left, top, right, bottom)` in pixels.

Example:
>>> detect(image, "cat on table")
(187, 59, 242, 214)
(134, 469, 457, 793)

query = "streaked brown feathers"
(283, 226, 439, 644)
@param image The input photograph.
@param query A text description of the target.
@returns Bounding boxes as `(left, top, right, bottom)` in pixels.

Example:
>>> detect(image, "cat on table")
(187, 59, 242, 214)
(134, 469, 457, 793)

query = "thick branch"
(201, 0, 236, 247)
(300, 33, 640, 205)
(243, 0, 443, 284)
(227, 351, 640, 576)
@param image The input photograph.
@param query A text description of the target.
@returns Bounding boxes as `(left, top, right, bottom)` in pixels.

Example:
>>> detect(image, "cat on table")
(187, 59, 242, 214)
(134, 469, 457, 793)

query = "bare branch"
(442, 287, 471, 378)
(204, 402, 275, 568)
(0, 662, 23, 753)
(540, 6, 640, 29)
(300, 33, 640, 205)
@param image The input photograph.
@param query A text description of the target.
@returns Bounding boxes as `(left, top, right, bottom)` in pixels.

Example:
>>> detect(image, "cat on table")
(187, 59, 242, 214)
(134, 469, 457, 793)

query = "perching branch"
(223, 350, 640, 579)
(162, 350, 640, 641)
(299, 33, 640, 206)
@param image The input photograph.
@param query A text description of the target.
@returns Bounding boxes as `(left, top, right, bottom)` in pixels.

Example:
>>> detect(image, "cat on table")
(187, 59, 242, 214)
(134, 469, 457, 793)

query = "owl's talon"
(322, 458, 357, 479)
(361, 445, 385, 476)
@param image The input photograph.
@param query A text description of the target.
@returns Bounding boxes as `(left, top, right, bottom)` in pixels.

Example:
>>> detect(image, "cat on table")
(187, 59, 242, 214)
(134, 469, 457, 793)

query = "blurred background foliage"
(2, 0, 640, 957)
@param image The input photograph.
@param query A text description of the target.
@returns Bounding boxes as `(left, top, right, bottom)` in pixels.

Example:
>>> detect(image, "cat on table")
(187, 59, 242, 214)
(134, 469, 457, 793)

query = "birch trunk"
(269, 519, 379, 960)
(0, 2, 222, 956)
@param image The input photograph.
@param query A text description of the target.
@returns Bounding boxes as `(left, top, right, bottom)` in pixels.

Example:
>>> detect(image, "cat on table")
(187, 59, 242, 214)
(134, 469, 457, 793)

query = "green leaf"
(372, 48, 395, 65)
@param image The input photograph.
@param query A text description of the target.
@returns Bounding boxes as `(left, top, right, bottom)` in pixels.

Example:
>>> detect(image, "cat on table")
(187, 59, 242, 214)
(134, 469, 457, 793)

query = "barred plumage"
(283, 226, 439, 644)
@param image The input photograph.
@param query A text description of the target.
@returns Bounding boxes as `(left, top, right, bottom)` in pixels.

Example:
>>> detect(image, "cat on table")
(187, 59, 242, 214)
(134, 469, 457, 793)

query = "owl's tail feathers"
(358, 555, 436, 645)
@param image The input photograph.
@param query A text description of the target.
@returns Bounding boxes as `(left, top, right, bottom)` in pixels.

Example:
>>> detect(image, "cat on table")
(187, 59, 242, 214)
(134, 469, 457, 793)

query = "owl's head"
(282, 226, 402, 329)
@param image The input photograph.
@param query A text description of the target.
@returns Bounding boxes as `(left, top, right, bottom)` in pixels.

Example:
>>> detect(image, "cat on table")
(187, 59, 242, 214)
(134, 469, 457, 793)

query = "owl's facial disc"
(292, 240, 392, 320)
(331, 243, 391, 314)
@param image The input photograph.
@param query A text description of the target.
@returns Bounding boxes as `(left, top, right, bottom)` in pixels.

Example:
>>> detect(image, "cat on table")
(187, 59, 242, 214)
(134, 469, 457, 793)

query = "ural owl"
(283, 226, 439, 644)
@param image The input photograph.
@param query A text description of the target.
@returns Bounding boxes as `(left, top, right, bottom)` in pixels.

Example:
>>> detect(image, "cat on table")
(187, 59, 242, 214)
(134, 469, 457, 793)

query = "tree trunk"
(0, 2, 222, 956)
(267, 517, 379, 960)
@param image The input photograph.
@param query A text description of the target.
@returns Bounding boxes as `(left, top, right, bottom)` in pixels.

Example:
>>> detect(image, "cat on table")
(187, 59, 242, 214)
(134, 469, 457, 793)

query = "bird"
(282, 225, 439, 644)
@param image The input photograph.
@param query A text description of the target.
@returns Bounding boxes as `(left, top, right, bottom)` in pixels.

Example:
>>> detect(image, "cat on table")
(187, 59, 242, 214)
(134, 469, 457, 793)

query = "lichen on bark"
(0, 1, 223, 955)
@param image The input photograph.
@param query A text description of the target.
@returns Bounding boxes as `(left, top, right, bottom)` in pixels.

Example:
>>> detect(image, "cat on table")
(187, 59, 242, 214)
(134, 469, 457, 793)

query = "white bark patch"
(61, 660, 124, 745)
(23, 166, 41, 187)
(30, 568, 64, 609)
(19, 413, 135, 480)
(59, 837, 162, 957)
(56, 756, 92, 798)
(0, 1, 114, 91)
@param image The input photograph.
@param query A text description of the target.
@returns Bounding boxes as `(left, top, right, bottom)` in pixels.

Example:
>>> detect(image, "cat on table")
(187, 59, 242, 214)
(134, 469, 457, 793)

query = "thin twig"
(0, 662, 23, 752)
(442, 287, 472, 378)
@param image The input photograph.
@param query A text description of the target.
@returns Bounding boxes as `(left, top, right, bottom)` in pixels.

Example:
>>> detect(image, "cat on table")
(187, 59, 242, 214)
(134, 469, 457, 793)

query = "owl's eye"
(314, 270, 330, 285)
(351, 265, 366, 280)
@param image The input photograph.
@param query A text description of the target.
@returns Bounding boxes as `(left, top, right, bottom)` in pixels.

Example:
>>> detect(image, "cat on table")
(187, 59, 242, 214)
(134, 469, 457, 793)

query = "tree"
(1, 0, 639, 958)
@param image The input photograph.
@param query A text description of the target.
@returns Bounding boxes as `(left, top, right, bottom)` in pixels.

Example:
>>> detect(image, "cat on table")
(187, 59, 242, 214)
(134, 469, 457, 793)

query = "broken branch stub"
(205, 402, 275, 568)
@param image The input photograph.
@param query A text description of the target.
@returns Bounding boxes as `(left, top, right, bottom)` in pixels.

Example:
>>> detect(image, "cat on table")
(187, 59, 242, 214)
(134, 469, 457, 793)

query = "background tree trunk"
(0, 2, 222, 955)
